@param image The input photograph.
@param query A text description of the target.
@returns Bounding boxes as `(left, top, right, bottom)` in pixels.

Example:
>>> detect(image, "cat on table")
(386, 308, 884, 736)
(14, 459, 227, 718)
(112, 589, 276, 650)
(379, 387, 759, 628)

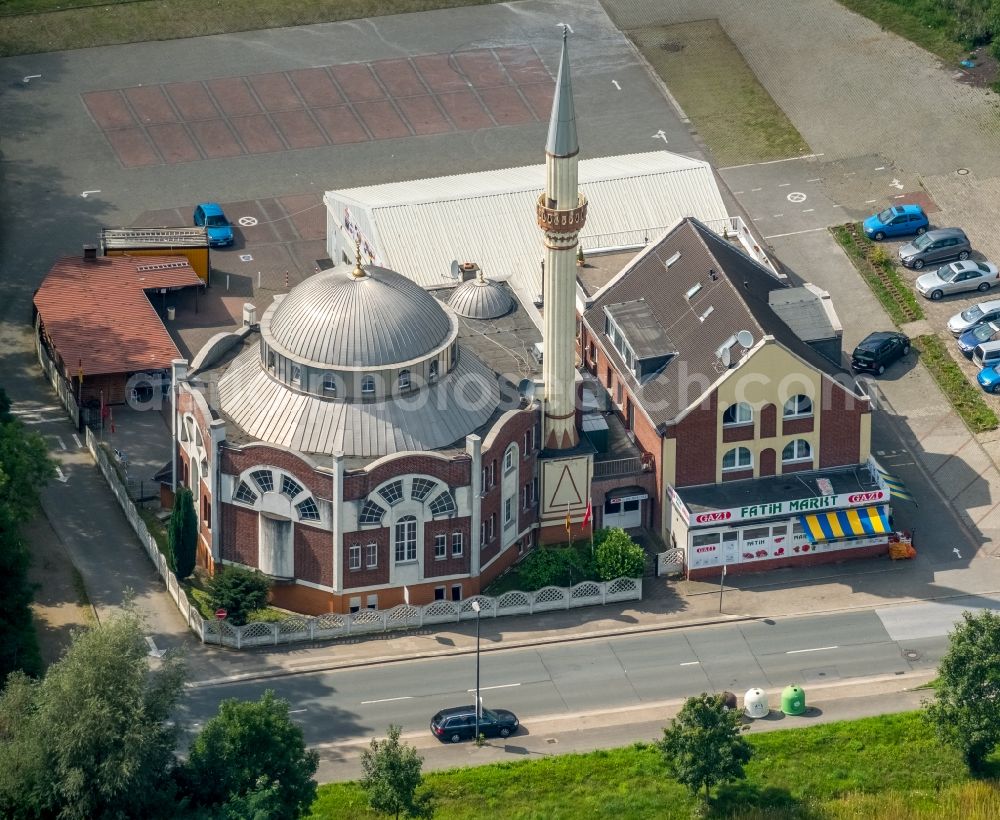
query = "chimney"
(460, 262, 479, 282)
(83, 245, 98, 261)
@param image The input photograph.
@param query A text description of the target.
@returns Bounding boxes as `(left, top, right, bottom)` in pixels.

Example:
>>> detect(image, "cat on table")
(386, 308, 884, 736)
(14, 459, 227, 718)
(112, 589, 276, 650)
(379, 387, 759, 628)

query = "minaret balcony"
(536, 193, 588, 234)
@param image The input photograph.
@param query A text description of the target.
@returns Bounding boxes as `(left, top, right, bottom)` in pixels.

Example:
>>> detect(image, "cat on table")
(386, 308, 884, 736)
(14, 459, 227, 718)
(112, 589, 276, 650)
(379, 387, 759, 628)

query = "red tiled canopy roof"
(34, 254, 202, 377)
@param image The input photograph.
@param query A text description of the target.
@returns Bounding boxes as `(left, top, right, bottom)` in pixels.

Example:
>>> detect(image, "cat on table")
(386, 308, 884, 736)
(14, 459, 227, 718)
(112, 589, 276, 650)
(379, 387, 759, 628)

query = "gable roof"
(582, 218, 851, 429)
(34, 255, 202, 377)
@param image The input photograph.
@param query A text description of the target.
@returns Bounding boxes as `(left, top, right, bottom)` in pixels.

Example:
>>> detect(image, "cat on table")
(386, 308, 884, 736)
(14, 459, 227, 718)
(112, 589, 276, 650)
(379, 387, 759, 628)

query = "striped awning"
(798, 506, 890, 542)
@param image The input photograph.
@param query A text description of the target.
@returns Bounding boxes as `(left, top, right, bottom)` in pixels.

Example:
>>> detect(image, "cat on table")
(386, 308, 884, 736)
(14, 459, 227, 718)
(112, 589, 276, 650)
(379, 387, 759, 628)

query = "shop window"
(434, 533, 447, 559)
(722, 447, 752, 471)
(623, 498, 640, 513)
(783, 394, 813, 418)
(394, 516, 417, 563)
(722, 402, 753, 426)
(743, 526, 770, 541)
(782, 439, 812, 462)
(691, 532, 720, 547)
(604, 498, 621, 515)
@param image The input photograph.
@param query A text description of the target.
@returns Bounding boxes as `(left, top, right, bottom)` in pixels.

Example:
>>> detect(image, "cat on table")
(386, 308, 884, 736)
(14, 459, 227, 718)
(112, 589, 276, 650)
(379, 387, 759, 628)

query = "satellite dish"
(719, 346, 731, 367)
(517, 378, 536, 404)
(737, 330, 755, 348)
(447, 260, 461, 280)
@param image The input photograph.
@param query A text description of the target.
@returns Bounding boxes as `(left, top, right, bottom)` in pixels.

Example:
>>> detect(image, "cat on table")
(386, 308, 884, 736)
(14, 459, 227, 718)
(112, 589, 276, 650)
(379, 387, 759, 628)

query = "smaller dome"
(448, 273, 515, 320)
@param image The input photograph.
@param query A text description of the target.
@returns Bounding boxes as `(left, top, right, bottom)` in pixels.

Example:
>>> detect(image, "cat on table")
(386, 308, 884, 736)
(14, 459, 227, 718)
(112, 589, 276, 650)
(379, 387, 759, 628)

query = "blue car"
(957, 321, 1000, 357)
(863, 204, 929, 241)
(193, 202, 234, 247)
(977, 366, 1000, 393)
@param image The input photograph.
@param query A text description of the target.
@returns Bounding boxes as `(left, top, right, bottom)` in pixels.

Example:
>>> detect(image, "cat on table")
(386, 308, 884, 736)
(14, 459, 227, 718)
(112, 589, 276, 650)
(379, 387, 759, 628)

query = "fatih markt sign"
(677, 488, 888, 527)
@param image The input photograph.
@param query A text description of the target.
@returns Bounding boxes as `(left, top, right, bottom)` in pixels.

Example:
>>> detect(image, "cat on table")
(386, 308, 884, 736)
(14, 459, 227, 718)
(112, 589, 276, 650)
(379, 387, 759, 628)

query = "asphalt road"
(174, 600, 1000, 778)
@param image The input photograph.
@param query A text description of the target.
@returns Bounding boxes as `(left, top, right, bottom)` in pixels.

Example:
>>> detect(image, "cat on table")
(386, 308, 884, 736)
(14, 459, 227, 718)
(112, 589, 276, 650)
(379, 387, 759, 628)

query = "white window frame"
(349, 544, 361, 571)
(783, 394, 813, 418)
(722, 447, 753, 471)
(782, 438, 813, 463)
(722, 402, 753, 426)
(434, 533, 447, 560)
(394, 517, 417, 563)
(398, 369, 411, 390)
(452, 532, 463, 557)
(361, 374, 376, 395)
(504, 497, 513, 526)
(504, 446, 514, 473)
(366, 542, 377, 569)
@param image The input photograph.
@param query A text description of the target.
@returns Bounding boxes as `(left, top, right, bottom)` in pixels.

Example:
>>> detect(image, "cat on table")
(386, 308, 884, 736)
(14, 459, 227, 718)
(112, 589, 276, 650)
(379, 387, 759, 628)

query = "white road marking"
(750, 187, 763, 192)
(72, 434, 82, 448)
(865, 199, 878, 203)
(360, 696, 413, 705)
(733, 190, 744, 194)
(56, 436, 66, 450)
(764, 227, 828, 239)
(612, 80, 621, 90)
(719, 152, 824, 170)
(23, 74, 41, 83)
(772, 213, 784, 218)
(786, 645, 839, 654)
(81, 190, 101, 198)
(786, 192, 807, 203)
(679, 661, 700, 666)
(894, 194, 905, 199)
(802, 208, 815, 212)
(468, 683, 521, 692)
(777, 183, 791, 187)
(806, 177, 822, 182)
(11, 405, 60, 414)
(54, 467, 69, 483)
(874, 166, 885, 171)
(289, 709, 308, 714)
(145, 637, 166, 658)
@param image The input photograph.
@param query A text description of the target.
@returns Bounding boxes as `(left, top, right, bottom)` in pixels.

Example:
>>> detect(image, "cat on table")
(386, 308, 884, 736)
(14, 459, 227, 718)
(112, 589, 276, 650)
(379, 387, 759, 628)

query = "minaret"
(537, 28, 587, 451)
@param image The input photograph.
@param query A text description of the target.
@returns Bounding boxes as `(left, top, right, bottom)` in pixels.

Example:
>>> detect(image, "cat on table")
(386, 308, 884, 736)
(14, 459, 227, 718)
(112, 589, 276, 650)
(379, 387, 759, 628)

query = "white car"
(947, 299, 1000, 337)
(916, 260, 999, 301)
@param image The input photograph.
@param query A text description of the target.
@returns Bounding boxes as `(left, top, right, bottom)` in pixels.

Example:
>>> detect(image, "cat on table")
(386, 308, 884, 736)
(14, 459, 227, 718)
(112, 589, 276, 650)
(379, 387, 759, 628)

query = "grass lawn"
(836, 0, 969, 64)
(309, 711, 1000, 819)
(915, 335, 999, 434)
(0, 0, 494, 57)
(626, 20, 810, 167)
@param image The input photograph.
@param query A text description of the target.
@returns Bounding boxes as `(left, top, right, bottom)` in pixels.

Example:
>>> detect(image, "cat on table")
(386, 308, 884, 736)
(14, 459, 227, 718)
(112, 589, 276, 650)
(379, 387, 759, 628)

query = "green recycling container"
(781, 685, 806, 715)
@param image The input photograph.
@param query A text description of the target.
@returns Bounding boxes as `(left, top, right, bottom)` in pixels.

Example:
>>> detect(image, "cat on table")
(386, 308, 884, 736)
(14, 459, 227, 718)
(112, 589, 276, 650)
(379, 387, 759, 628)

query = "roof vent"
(664, 251, 682, 269)
(83, 245, 98, 261)
(685, 282, 702, 300)
(459, 262, 480, 282)
(698, 305, 714, 323)
(135, 260, 189, 272)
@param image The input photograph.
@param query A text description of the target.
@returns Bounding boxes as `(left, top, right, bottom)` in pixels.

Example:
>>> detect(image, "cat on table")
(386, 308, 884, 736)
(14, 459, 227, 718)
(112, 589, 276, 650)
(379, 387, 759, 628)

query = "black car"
(430, 705, 519, 743)
(851, 331, 910, 376)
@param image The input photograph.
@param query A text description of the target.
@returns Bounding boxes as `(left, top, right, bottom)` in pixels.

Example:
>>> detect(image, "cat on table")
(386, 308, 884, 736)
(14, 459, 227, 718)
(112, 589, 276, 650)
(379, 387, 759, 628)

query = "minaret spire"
(536, 27, 587, 451)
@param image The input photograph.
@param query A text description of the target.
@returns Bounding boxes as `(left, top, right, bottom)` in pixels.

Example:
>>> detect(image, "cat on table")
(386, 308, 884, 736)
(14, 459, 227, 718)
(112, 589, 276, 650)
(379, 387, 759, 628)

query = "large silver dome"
(447, 273, 515, 320)
(266, 264, 453, 368)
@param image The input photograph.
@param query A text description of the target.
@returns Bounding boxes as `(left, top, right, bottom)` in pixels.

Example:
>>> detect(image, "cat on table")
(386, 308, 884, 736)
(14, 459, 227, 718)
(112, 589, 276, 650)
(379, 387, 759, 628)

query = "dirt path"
(24, 513, 94, 668)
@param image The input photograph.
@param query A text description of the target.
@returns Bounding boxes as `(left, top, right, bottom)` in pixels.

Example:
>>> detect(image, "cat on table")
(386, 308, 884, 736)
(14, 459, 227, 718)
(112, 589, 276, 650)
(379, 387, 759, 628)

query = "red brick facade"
(294, 523, 332, 587)
(423, 518, 472, 577)
(819, 385, 866, 468)
(667, 392, 719, 488)
(221, 502, 259, 567)
(344, 454, 471, 501)
(781, 416, 814, 436)
(342, 527, 389, 588)
(760, 404, 776, 438)
(222, 445, 333, 500)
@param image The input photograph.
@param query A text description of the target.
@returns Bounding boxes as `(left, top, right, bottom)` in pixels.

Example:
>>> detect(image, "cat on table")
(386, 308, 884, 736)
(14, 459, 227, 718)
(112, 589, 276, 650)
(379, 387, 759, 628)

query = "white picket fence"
(87, 428, 642, 648)
(36, 329, 80, 429)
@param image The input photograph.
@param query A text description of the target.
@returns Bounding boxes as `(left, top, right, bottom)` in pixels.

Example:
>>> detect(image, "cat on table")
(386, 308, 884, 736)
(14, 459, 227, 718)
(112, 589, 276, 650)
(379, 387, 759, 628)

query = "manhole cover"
(659, 41, 685, 52)
(903, 649, 921, 661)
(957, 168, 970, 175)
(546, 738, 558, 744)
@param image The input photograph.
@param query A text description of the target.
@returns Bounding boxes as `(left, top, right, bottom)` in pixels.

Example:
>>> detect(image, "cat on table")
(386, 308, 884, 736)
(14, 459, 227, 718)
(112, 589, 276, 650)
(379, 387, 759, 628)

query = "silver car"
(899, 227, 971, 270)
(947, 299, 1000, 336)
(915, 260, 999, 300)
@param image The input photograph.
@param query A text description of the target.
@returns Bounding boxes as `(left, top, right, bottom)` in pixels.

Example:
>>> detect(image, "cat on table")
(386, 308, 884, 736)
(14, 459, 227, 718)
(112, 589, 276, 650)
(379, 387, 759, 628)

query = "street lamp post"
(471, 600, 481, 742)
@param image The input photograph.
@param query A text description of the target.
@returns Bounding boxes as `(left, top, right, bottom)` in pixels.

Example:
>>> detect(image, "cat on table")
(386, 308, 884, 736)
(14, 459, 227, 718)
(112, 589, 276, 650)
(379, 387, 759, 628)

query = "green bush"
(593, 528, 646, 580)
(515, 547, 594, 590)
(207, 566, 271, 626)
(168, 487, 198, 579)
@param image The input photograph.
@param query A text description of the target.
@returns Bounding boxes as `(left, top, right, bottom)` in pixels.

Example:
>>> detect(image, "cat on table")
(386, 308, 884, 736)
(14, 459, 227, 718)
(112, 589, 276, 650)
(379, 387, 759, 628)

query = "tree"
(660, 693, 753, 802)
(925, 609, 1000, 773)
(170, 487, 199, 579)
(180, 690, 318, 820)
(0, 607, 185, 819)
(0, 386, 56, 682)
(207, 565, 271, 626)
(360, 724, 429, 819)
(593, 527, 646, 581)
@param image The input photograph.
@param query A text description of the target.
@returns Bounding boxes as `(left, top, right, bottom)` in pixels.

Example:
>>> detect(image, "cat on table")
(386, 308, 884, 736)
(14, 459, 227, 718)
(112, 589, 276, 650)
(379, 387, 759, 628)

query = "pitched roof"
(582, 218, 850, 429)
(34, 255, 202, 377)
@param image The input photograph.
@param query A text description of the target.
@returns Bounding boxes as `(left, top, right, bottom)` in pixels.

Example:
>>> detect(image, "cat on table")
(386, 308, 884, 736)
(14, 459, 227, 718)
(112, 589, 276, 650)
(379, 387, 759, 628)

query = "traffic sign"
(215, 608, 227, 620)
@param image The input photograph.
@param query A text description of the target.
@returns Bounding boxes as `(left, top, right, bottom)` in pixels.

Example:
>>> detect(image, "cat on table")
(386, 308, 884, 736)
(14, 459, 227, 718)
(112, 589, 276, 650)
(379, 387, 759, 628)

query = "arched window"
(323, 373, 337, 396)
(429, 360, 439, 382)
(429, 491, 456, 517)
(783, 394, 813, 417)
(234, 481, 257, 505)
(250, 469, 274, 493)
(291, 364, 301, 385)
(722, 447, 752, 471)
(359, 499, 386, 526)
(410, 477, 437, 501)
(361, 375, 375, 395)
(722, 402, 752, 425)
(398, 369, 411, 390)
(782, 439, 812, 462)
(394, 516, 417, 562)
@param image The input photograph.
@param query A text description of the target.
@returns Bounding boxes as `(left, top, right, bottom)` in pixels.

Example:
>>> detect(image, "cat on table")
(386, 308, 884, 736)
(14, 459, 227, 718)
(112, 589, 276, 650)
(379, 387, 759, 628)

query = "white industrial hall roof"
(323, 151, 729, 314)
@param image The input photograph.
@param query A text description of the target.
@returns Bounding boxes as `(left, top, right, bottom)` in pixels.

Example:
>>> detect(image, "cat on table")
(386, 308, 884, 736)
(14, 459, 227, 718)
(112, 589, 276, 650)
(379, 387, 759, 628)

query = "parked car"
(850, 331, 910, 376)
(977, 365, 1000, 393)
(915, 260, 1000, 300)
(973, 340, 1000, 371)
(947, 299, 1000, 336)
(430, 706, 519, 743)
(193, 202, 234, 247)
(957, 321, 1000, 357)
(862, 204, 928, 240)
(898, 227, 971, 270)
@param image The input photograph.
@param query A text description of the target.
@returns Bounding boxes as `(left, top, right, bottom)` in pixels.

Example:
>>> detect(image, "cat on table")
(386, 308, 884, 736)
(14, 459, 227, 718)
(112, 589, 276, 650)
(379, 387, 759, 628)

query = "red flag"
(109, 406, 115, 434)
(582, 499, 592, 527)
